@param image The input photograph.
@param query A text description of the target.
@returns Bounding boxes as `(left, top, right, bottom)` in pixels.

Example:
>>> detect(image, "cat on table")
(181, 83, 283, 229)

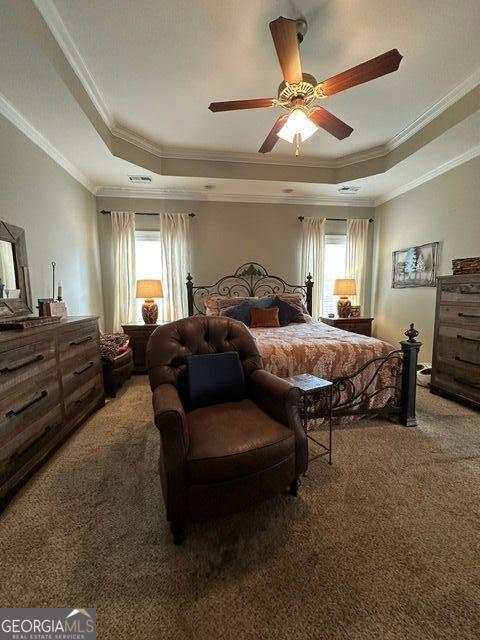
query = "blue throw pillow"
(223, 297, 273, 325)
(187, 352, 246, 409)
(270, 296, 303, 326)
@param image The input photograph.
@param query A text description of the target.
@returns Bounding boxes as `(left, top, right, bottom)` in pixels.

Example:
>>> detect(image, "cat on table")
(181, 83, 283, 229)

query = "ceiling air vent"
(128, 175, 152, 183)
(338, 185, 360, 193)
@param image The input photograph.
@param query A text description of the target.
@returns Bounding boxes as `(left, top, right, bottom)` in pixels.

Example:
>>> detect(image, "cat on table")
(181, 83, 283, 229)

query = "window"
(135, 230, 162, 322)
(323, 235, 346, 316)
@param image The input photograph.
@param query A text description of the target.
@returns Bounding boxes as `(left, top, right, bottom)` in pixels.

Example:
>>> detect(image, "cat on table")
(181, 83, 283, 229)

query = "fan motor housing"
(278, 73, 318, 104)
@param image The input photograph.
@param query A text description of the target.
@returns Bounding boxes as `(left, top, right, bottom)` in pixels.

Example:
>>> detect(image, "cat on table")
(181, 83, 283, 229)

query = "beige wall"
(373, 156, 480, 360)
(0, 115, 103, 321)
(96, 196, 375, 332)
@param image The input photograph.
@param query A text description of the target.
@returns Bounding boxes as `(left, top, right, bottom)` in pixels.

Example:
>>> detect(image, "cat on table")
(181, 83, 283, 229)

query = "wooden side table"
(122, 323, 160, 373)
(321, 316, 373, 337)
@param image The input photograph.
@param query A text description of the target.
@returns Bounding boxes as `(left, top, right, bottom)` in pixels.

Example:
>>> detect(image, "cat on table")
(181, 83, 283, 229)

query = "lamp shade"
(333, 278, 356, 296)
(136, 279, 163, 299)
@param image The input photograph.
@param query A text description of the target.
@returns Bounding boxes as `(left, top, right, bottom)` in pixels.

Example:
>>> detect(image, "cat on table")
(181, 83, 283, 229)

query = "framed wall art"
(392, 241, 439, 289)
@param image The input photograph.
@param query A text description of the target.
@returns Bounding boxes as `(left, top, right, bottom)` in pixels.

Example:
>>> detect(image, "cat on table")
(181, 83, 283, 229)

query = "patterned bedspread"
(250, 319, 398, 423)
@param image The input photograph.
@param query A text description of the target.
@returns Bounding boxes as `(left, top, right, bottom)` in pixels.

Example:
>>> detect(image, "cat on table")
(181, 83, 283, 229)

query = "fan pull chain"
(294, 132, 301, 157)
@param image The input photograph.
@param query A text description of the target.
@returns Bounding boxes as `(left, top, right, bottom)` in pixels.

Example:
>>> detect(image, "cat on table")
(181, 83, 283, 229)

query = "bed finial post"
(305, 273, 313, 317)
(186, 272, 194, 317)
(399, 323, 422, 427)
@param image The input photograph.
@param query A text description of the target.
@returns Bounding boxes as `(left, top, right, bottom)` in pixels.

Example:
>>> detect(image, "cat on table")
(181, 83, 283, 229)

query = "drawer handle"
(70, 335, 93, 347)
(9, 426, 52, 463)
(74, 361, 95, 376)
(457, 334, 480, 344)
(453, 377, 480, 390)
(75, 386, 97, 405)
(5, 390, 48, 418)
(1, 354, 44, 375)
(458, 313, 480, 319)
(455, 356, 480, 367)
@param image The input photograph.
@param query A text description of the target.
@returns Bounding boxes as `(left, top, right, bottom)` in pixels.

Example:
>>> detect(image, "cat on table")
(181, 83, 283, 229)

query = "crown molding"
(33, 0, 113, 129)
(94, 185, 375, 207)
(375, 144, 480, 206)
(386, 67, 480, 152)
(112, 125, 165, 159)
(0, 93, 94, 193)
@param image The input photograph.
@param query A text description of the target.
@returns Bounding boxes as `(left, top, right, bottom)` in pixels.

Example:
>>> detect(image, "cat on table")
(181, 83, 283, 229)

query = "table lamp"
(136, 279, 163, 324)
(333, 278, 356, 318)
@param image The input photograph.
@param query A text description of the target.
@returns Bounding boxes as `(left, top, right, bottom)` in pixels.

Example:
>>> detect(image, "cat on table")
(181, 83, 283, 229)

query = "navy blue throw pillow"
(223, 298, 273, 326)
(187, 352, 246, 410)
(270, 296, 303, 326)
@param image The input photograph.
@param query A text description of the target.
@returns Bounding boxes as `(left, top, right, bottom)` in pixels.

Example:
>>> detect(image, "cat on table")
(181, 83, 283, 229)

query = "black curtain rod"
(298, 216, 374, 223)
(100, 210, 195, 217)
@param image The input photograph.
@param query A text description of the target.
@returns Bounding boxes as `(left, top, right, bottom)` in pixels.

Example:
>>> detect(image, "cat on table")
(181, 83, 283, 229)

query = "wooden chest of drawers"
(431, 275, 480, 408)
(0, 317, 104, 507)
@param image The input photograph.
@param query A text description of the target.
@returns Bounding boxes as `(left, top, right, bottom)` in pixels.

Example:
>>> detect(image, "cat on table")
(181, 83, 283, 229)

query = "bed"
(186, 263, 421, 426)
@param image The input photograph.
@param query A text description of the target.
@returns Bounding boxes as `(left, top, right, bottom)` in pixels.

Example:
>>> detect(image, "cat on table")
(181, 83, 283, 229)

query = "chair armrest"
(152, 383, 189, 451)
(249, 369, 301, 428)
(152, 384, 189, 522)
(250, 370, 307, 474)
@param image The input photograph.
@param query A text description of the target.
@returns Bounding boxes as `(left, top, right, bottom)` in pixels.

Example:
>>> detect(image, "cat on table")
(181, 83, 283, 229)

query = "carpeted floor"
(1, 378, 479, 640)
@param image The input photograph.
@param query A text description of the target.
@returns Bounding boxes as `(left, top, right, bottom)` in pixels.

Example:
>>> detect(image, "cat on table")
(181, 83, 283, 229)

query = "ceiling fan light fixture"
(277, 108, 318, 143)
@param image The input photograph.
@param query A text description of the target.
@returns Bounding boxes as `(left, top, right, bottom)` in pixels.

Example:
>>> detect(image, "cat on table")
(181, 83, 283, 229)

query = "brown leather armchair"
(147, 316, 308, 544)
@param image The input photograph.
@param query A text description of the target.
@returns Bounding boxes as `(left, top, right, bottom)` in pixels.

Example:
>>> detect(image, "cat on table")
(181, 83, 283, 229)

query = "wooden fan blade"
(321, 49, 403, 97)
(259, 115, 288, 154)
(209, 99, 275, 112)
(309, 107, 353, 140)
(269, 17, 302, 84)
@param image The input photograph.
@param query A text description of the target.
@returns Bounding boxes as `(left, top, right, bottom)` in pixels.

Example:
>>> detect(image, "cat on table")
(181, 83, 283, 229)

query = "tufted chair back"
(147, 316, 263, 405)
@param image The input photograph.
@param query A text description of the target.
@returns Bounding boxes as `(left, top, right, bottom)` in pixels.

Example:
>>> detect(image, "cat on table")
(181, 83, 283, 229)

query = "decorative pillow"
(265, 293, 308, 316)
(222, 297, 273, 325)
(249, 307, 280, 328)
(187, 352, 246, 409)
(204, 295, 257, 316)
(270, 296, 304, 326)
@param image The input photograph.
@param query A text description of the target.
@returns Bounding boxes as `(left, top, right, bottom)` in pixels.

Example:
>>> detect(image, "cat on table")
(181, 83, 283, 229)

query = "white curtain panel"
(301, 217, 326, 319)
(346, 218, 370, 311)
(159, 213, 191, 322)
(111, 211, 136, 333)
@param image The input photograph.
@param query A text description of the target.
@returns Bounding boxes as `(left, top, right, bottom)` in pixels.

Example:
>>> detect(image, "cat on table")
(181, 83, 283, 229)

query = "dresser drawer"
(58, 322, 99, 362)
(431, 369, 480, 404)
(438, 304, 480, 329)
(61, 349, 102, 397)
(0, 404, 62, 483)
(64, 373, 103, 427)
(0, 338, 56, 401)
(435, 325, 480, 361)
(0, 370, 61, 447)
(440, 280, 480, 304)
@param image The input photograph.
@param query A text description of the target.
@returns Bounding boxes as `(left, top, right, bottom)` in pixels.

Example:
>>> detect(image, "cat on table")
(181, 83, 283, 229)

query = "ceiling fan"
(208, 16, 403, 157)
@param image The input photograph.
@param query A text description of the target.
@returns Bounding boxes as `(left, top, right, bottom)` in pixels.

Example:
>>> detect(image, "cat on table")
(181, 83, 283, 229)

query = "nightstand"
(122, 323, 160, 373)
(321, 316, 373, 337)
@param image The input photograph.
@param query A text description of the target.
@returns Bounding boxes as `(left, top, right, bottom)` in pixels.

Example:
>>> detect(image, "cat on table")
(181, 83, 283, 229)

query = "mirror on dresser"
(0, 221, 32, 317)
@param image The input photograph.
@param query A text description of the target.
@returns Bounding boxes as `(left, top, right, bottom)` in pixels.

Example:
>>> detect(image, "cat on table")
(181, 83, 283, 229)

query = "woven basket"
(452, 257, 480, 275)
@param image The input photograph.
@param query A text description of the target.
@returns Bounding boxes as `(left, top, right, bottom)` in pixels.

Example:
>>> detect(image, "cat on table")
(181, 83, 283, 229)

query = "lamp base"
(142, 299, 158, 324)
(336, 297, 351, 318)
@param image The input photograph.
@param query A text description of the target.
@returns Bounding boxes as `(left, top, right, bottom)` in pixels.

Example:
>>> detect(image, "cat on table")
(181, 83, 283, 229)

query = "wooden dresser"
(321, 316, 373, 337)
(431, 275, 480, 408)
(0, 317, 104, 507)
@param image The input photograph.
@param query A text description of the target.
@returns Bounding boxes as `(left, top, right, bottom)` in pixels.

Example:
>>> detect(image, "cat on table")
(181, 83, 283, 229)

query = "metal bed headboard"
(186, 262, 313, 316)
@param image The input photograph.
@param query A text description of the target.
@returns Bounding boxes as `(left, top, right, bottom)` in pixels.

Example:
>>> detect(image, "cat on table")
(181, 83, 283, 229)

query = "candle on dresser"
(58, 280, 63, 301)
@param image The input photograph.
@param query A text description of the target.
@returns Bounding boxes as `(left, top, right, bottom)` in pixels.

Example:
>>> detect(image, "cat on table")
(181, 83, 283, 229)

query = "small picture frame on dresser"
(349, 305, 361, 318)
